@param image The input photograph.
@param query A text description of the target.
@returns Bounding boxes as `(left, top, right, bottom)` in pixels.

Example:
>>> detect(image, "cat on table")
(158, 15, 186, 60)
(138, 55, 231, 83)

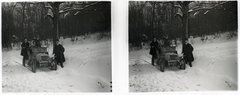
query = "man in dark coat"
(21, 37, 30, 66)
(53, 39, 65, 68)
(35, 36, 41, 47)
(149, 37, 158, 66)
(163, 34, 170, 46)
(182, 38, 194, 67)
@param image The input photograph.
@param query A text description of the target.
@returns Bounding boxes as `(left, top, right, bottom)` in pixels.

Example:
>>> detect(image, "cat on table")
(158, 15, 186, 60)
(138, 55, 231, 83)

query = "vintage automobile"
(26, 46, 57, 73)
(156, 45, 186, 72)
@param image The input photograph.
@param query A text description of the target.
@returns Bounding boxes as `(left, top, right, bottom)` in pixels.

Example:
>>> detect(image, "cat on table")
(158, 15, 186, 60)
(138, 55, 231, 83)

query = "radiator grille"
(41, 56, 49, 61)
(170, 55, 178, 60)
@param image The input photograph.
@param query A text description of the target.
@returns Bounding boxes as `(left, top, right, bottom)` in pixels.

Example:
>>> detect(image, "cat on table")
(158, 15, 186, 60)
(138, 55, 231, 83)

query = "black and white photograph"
(2, 1, 111, 92)
(129, 1, 238, 92)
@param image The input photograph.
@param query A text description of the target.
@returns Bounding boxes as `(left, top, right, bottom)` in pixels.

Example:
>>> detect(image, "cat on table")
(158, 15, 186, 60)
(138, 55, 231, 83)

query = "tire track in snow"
(206, 48, 220, 67)
(74, 49, 92, 69)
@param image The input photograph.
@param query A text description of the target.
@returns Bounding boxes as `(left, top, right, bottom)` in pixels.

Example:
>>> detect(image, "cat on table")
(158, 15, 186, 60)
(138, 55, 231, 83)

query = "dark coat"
(163, 38, 170, 46)
(35, 39, 41, 47)
(53, 44, 65, 63)
(182, 43, 194, 62)
(21, 41, 30, 57)
(149, 41, 159, 55)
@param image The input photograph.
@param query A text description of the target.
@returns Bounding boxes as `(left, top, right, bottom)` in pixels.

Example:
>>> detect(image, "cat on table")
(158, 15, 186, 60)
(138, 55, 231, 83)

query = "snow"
(2, 38, 111, 92)
(129, 33, 238, 92)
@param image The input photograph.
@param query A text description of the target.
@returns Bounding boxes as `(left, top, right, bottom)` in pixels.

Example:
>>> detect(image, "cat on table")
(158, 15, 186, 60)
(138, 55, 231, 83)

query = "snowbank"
(60, 32, 111, 46)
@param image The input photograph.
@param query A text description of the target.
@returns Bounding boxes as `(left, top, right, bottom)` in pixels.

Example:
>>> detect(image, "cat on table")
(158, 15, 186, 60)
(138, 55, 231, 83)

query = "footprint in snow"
(224, 81, 232, 88)
(3, 64, 8, 67)
(97, 82, 105, 88)
(2, 84, 7, 88)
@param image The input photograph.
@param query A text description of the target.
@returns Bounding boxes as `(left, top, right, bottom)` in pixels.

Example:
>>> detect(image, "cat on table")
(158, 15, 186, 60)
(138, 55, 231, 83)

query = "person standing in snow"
(149, 37, 159, 66)
(53, 39, 65, 68)
(163, 34, 170, 46)
(182, 38, 194, 67)
(35, 36, 41, 47)
(21, 37, 30, 66)
(141, 34, 148, 46)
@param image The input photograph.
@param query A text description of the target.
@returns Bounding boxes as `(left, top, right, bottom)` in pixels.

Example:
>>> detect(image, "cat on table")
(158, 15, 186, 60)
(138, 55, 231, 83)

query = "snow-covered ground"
(2, 38, 111, 92)
(129, 33, 238, 92)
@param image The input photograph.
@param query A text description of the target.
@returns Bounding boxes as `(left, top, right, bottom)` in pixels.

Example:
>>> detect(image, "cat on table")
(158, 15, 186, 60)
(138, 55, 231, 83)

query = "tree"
(2, 2, 111, 49)
(173, 1, 229, 44)
(128, 1, 237, 49)
(41, 2, 100, 49)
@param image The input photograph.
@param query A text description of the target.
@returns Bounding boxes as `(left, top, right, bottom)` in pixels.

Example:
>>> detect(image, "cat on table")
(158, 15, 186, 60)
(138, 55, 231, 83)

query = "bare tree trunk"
(52, 11, 58, 48)
(182, 9, 188, 45)
(151, 2, 155, 38)
(21, 3, 25, 40)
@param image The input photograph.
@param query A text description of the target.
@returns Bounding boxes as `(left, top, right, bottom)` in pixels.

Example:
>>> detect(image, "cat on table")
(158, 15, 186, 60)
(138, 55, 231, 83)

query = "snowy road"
(2, 39, 111, 92)
(129, 37, 238, 92)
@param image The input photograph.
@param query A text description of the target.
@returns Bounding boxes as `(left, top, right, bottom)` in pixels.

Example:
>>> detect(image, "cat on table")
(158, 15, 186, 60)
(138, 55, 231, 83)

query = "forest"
(129, 1, 237, 47)
(2, 2, 111, 48)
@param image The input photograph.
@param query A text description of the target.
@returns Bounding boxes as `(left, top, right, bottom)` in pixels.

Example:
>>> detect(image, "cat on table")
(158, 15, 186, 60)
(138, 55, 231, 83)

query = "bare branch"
(11, 2, 19, 10)
(188, 1, 228, 13)
(174, 5, 182, 9)
(44, 14, 53, 21)
(48, 2, 55, 9)
(58, 2, 73, 11)
(59, 2, 100, 14)
(193, 11, 200, 16)
(190, 6, 201, 11)
(61, 6, 71, 12)
(63, 12, 70, 18)
(203, 10, 209, 14)
(176, 12, 183, 18)
(177, 1, 183, 7)
(44, 5, 53, 11)
(74, 11, 79, 15)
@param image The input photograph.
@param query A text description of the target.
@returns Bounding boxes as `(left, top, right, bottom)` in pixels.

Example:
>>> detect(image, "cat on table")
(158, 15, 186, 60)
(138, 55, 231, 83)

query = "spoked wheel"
(48, 57, 57, 70)
(180, 59, 186, 70)
(160, 59, 165, 72)
(52, 59, 57, 70)
(32, 60, 37, 73)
